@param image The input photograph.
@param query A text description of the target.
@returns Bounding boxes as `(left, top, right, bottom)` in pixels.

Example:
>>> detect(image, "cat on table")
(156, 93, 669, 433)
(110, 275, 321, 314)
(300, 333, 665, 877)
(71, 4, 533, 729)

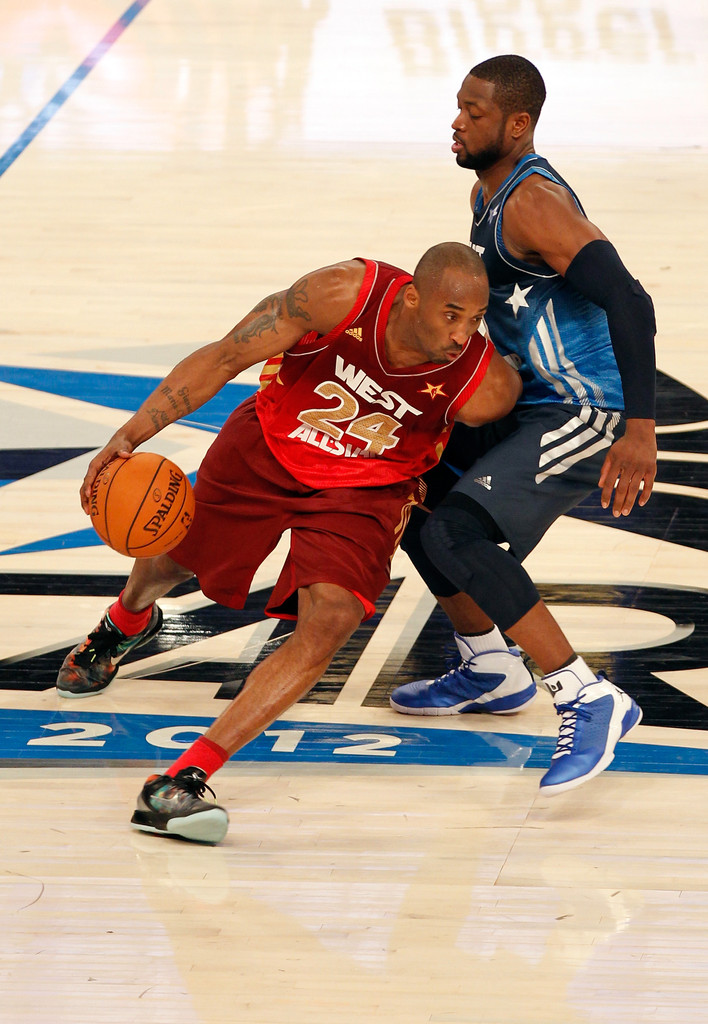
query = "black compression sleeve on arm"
(564, 239, 657, 419)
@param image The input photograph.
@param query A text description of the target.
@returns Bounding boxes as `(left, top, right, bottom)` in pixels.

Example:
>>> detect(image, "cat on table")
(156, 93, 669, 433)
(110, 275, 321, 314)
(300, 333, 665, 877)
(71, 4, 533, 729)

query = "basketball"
(89, 453, 195, 557)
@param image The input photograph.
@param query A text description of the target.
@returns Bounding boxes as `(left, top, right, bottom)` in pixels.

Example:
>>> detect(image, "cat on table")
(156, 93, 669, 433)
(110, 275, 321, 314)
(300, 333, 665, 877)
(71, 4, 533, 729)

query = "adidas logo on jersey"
(345, 327, 362, 341)
(474, 475, 492, 490)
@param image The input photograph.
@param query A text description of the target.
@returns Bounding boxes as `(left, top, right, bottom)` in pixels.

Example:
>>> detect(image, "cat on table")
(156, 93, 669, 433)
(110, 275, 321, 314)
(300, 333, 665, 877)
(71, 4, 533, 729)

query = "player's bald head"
(413, 242, 487, 293)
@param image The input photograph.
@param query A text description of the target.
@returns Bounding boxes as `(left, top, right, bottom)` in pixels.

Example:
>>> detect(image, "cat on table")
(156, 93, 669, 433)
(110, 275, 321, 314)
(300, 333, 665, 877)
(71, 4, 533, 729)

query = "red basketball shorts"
(169, 397, 422, 621)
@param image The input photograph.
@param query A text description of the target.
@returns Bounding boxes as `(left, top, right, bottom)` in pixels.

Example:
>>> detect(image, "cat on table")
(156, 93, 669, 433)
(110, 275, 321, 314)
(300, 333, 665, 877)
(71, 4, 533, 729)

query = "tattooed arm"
(79, 260, 366, 510)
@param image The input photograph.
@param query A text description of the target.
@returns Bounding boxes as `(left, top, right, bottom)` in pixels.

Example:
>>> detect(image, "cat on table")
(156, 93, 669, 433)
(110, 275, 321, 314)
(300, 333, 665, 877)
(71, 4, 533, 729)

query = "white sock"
(456, 625, 507, 658)
(543, 656, 598, 703)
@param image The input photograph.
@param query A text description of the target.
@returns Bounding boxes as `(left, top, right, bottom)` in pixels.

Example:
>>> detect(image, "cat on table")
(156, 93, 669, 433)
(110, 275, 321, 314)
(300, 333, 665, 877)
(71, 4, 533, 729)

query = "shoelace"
(552, 699, 593, 757)
(433, 660, 468, 683)
(175, 770, 217, 801)
(428, 640, 477, 684)
(74, 621, 125, 665)
(431, 644, 519, 685)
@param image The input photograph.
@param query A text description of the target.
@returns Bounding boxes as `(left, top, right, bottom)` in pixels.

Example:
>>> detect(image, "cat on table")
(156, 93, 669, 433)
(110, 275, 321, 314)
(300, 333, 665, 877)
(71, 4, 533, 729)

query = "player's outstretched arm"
(502, 179, 658, 517)
(455, 349, 522, 427)
(79, 260, 366, 511)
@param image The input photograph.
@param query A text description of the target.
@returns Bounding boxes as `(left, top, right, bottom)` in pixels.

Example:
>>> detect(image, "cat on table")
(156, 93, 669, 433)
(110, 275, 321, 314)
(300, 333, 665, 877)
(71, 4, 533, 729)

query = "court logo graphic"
(1, 365, 707, 752)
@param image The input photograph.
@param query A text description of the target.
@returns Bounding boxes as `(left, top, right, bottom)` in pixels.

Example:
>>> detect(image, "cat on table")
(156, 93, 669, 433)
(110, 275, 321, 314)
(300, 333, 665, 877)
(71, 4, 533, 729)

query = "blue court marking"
(0, 528, 103, 556)
(0, 365, 255, 434)
(2, 708, 708, 777)
(0, 448, 96, 488)
(0, 0, 153, 177)
(1, 511, 188, 557)
(0, 466, 199, 556)
(0, 363, 257, 557)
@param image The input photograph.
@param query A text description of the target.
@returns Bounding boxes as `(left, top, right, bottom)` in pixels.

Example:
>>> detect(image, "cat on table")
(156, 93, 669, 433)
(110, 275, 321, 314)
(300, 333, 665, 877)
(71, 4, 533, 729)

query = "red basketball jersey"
(255, 258, 493, 488)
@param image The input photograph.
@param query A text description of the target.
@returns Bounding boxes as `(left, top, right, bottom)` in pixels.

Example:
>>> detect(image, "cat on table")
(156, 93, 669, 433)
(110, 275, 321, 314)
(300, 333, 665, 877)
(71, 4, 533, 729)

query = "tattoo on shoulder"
(233, 292, 283, 345)
(252, 293, 282, 317)
(285, 280, 312, 322)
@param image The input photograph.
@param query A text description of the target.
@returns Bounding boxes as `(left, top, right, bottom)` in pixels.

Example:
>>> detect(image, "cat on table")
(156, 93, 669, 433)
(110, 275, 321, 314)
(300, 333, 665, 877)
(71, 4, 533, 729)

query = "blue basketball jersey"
(471, 154, 624, 411)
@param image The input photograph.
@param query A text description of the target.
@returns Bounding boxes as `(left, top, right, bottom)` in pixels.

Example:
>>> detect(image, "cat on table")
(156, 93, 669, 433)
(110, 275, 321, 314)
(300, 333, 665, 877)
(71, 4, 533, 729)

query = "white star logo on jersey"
(489, 205, 500, 218)
(505, 283, 533, 318)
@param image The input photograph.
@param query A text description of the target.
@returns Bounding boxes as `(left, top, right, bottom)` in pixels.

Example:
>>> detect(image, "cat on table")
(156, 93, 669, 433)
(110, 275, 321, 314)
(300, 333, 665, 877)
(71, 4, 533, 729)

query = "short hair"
(470, 54, 546, 126)
(413, 242, 486, 290)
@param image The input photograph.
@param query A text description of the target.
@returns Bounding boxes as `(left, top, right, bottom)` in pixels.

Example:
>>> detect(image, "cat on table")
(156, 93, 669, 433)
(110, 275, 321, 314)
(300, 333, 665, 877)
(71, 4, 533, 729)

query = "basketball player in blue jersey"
(390, 55, 656, 796)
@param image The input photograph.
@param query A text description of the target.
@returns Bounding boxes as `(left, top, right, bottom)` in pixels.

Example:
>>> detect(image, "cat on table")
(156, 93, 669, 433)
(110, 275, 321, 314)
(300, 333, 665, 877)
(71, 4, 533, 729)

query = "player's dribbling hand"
(598, 419, 657, 517)
(80, 440, 134, 514)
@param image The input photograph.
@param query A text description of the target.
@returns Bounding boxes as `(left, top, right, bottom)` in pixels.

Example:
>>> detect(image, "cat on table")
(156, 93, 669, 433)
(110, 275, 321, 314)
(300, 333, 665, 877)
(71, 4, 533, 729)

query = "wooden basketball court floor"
(1, 2, 707, 1021)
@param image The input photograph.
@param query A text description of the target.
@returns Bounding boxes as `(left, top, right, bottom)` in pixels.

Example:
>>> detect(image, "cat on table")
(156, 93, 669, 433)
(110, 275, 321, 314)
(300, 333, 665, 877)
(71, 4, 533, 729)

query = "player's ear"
(508, 110, 531, 139)
(403, 283, 420, 310)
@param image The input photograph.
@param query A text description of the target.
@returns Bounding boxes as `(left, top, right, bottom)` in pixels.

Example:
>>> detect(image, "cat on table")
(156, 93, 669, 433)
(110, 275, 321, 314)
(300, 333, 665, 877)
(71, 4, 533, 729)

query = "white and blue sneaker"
(540, 670, 642, 796)
(389, 632, 537, 716)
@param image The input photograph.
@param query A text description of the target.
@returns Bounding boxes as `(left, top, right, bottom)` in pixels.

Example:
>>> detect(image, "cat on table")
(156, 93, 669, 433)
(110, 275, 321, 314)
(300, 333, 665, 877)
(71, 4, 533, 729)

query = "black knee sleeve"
(400, 506, 460, 598)
(421, 493, 540, 632)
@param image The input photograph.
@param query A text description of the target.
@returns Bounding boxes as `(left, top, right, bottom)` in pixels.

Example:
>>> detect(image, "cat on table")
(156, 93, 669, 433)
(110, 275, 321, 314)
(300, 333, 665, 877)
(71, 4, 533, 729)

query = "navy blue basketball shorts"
(422, 404, 624, 562)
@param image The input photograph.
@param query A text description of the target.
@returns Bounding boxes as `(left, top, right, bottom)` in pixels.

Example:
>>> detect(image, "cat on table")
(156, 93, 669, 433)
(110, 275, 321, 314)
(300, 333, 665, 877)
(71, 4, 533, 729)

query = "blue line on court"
(0, 473, 195, 556)
(0, 365, 255, 433)
(3, 708, 708, 778)
(0, 0, 153, 177)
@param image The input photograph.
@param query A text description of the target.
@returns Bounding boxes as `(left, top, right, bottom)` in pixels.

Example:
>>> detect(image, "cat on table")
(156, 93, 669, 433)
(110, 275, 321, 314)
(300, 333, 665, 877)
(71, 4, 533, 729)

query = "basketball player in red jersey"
(56, 242, 521, 843)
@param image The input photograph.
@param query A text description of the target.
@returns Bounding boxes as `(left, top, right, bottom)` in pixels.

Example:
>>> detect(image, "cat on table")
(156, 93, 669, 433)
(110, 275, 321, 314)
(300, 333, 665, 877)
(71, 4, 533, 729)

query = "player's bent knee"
(298, 583, 363, 648)
(420, 497, 541, 631)
(421, 493, 502, 564)
(403, 509, 459, 597)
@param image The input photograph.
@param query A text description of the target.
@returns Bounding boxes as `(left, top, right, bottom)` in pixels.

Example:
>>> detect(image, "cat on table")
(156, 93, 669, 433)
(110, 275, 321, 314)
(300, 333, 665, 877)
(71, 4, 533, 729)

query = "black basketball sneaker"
(56, 605, 163, 698)
(131, 767, 229, 843)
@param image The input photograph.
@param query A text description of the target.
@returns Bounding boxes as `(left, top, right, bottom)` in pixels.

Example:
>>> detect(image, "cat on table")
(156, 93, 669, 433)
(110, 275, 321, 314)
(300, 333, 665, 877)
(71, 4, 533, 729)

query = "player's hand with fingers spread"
(598, 418, 657, 517)
(80, 437, 135, 514)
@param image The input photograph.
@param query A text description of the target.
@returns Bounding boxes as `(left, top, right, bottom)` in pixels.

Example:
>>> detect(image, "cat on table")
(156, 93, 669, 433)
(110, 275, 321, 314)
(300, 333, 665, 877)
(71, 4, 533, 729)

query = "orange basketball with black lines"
(89, 453, 195, 557)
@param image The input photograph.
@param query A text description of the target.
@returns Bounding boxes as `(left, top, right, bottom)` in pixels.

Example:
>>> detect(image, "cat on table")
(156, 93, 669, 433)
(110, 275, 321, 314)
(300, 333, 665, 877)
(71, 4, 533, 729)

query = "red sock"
(108, 590, 153, 635)
(167, 736, 229, 780)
